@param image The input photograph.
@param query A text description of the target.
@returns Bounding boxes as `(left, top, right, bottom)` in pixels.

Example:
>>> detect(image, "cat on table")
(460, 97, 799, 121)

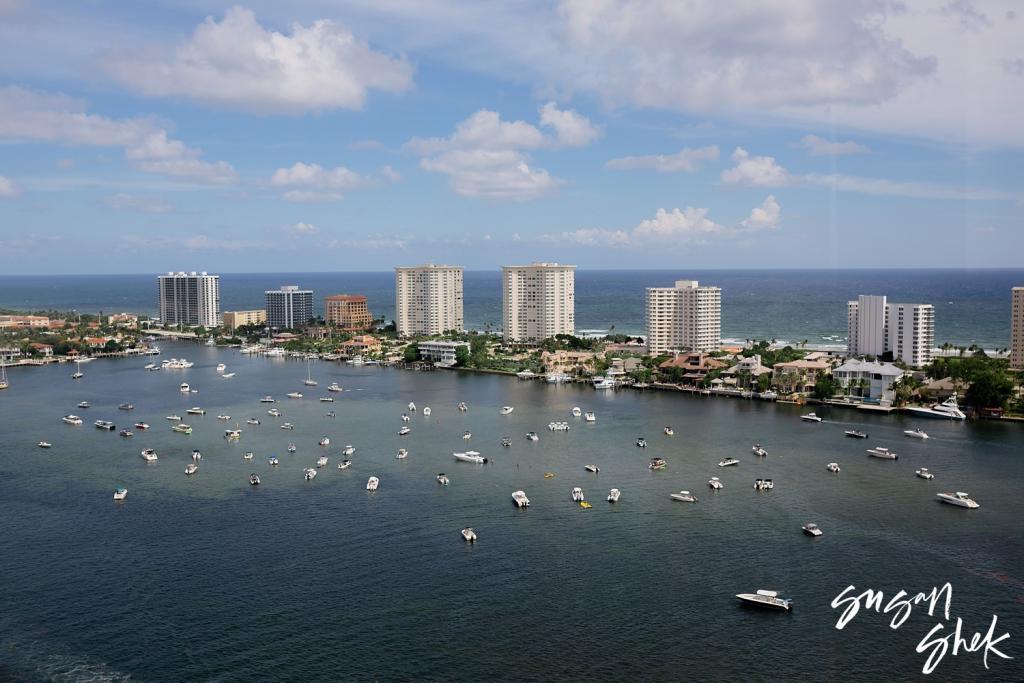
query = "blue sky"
(0, 0, 1022, 274)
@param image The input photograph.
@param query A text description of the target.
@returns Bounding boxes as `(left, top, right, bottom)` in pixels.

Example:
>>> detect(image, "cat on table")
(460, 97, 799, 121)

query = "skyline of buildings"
(157, 271, 220, 329)
(847, 294, 934, 367)
(1012, 287, 1023, 370)
(265, 285, 314, 330)
(502, 263, 576, 343)
(394, 265, 464, 337)
(645, 280, 722, 355)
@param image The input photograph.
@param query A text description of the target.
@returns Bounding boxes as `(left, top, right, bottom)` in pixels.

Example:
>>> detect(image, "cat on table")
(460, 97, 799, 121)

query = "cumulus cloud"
(0, 175, 21, 198)
(106, 193, 174, 213)
(288, 221, 319, 235)
(606, 145, 719, 172)
(270, 161, 397, 202)
(104, 6, 413, 114)
(739, 195, 781, 230)
(406, 103, 598, 200)
(721, 148, 788, 186)
(799, 135, 868, 156)
(0, 86, 235, 184)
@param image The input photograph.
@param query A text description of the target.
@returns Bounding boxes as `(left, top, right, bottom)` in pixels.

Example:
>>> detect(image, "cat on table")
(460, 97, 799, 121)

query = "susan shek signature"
(831, 583, 1012, 675)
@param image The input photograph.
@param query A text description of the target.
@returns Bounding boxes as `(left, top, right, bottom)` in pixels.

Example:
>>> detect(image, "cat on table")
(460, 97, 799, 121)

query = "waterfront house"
(342, 335, 382, 356)
(29, 343, 53, 357)
(0, 347, 22, 362)
(418, 340, 470, 367)
(722, 354, 772, 388)
(832, 358, 906, 402)
(772, 358, 834, 395)
(658, 352, 727, 384)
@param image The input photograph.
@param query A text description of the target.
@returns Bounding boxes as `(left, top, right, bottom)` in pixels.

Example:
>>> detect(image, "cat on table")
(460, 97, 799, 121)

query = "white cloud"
(634, 206, 723, 240)
(739, 195, 781, 230)
(104, 6, 413, 114)
(0, 175, 21, 198)
(721, 148, 788, 186)
(799, 135, 868, 156)
(270, 161, 397, 202)
(606, 145, 719, 172)
(106, 192, 174, 213)
(407, 104, 598, 200)
(281, 190, 344, 203)
(288, 221, 319, 235)
(125, 131, 237, 184)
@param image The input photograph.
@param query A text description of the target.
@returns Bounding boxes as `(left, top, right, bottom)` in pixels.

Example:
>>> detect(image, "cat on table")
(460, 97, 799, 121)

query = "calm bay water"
(1, 269, 1021, 347)
(0, 342, 1021, 681)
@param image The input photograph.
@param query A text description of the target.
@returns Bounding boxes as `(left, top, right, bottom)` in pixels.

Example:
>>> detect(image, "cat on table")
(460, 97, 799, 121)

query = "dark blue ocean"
(1, 269, 1021, 347)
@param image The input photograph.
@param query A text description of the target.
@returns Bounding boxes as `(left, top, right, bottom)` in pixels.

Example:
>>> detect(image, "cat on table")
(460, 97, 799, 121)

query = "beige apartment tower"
(222, 310, 266, 331)
(502, 263, 575, 342)
(325, 295, 372, 330)
(1011, 287, 1024, 370)
(394, 265, 464, 336)
(645, 280, 721, 354)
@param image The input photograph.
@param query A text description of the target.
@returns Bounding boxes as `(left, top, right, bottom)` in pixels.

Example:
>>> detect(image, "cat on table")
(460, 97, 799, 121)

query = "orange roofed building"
(325, 295, 372, 330)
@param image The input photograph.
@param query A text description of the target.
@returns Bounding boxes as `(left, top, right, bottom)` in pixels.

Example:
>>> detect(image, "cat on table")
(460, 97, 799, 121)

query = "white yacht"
(754, 478, 774, 490)
(318, 437, 330, 447)
(670, 490, 697, 502)
(77, 401, 90, 408)
(525, 432, 539, 441)
(916, 468, 935, 480)
(584, 411, 596, 422)
(501, 406, 514, 415)
(316, 456, 329, 468)
(366, 476, 379, 491)
(826, 462, 841, 473)
(141, 448, 158, 462)
(437, 473, 449, 486)
(268, 456, 279, 466)
(584, 464, 600, 473)
(303, 468, 317, 481)
(398, 426, 411, 436)
(845, 430, 868, 439)
(592, 377, 616, 390)
(736, 590, 792, 611)
(512, 490, 530, 508)
(423, 407, 431, 416)
(246, 418, 260, 425)
(338, 460, 352, 470)
(572, 406, 582, 418)
(249, 473, 260, 486)
(286, 392, 303, 399)
(265, 348, 286, 357)
(904, 428, 930, 439)
(905, 394, 966, 420)
(62, 415, 83, 425)
(342, 445, 356, 456)
(224, 428, 241, 439)
(396, 448, 408, 459)
(453, 451, 487, 464)
(501, 437, 512, 448)
(187, 407, 205, 415)
(803, 522, 823, 537)
(328, 383, 342, 393)
(718, 458, 740, 467)
(936, 491, 979, 508)
(408, 402, 417, 412)
(37, 441, 52, 449)
(866, 446, 898, 460)
(280, 423, 295, 431)
(571, 487, 585, 502)
(217, 414, 231, 420)
(461, 527, 477, 543)
(708, 477, 723, 490)
(636, 437, 647, 448)
(113, 487, 128, 501)
(216, 363, 226, 373)
(243, 452, 254, 461)
(179, 383, 190, 393)
(607, 488, 621, 502)
(648, 457, 667, 470)
(166, 414, 182, 421)
(287, 443, 297, 452)
(319, 396, 334, 403)
(95, 420, 116, 431)
(663, 426, 674, 436)
(801, 413, 822, 422)
(185, 463, 198, 475)
(545, 372, 571, 383)
(221, 372, 236, 379)
(191, 449, 202, 461)
(458, 402, 468, 412)
(751, 444, 768, 457)
(260, 396, 275, 403)
(267, 408, 281, 417)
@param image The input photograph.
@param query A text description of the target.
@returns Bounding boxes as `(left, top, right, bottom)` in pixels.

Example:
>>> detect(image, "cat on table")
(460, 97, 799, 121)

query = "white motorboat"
(461, 527, 477, 543)
(545, 372, 571, 383)
(141, 448, 158, 462)
(826, 462, 841, 473)
(592, 377, 616, 390)
(113, 487, 128, 501)
(648, 458, 667, 470)
(398, 426, 411, 436)
(548, 421, 570, 431)
(401, 414, 410, 422)
(584, 412, 596, 422)
(408, 402, 416, 412)
(316, 456, 329, 468)
(916, 468, 935, 480)
(118, 403, 134, 411)
(303, 468, 317, 481)
(144, 362, 157, 370)
(366, 476, 379, 491)
(571, 487, 585, 502)
(216, 363, 226, 373)
(801, 413, 822, 422)
(179, 383, 190, 393)
(905, 394, 966, 420)
(501, 406, 514, 415)
(663, 426, 674, 436)
(246, 418, 260, 425)
(421, 407, 431, 417)
(119, 429, 133, 438)
(325, 411, 336, 418)
(458, 402, 468, 412)
(512, 490, 530, 507)
(904, 428, 930, 439)
(396, 448, 408, 459)
(191, 449, 202, 461)
(844, 430, 868, 439)
(280, 423, 294, 430)
(62, 415, 83, 425)
(260, 396, 275, 403)
(936, 491, 979, 508)
(584, 464, 600, 473)
(461, 431, 472, 440)
(185, 463, 198, 475)
(243, 451, 254, 461)
(267, 408, 281, 417)
(708, 477, 723, 490)
(754, 478, 774, 490)
(501, 437, 512, 448)
(328, 383, 342, 393)
(866, 446, 898, 460)
(636, 438, 647, 448)
(94, 420, 116, 431)
(77, 401, 90, 408)
(525, 432, 539, 441)
(166, 414, 182, 422)
(217, 414, 231, 420)
(342, 445, 356, 456)
(670, 490, 697, 502)
(338, 460, 352, 470)
(437, 473, 450, 486)
(453, 451, 487, 464)
(718, 458, 740, 467)
(736, 590, 792, 611)
(187, 407, 205, 415)
(134, 422, 150, 430)
(751, 444, 768, 457)
(803, 522, 823, 537)
(607, 488, 621, 502)
(268, 456, 279, 466)
(760, 390, 778, 400)
(572, 406, 582, 418)
(318, 437, 330, 447)
(287, 443, 297, 453)
(38, 441, 52, 449)
(319, 397, 334, 402)
(224, 428, 241, 439)
(249, 473, 260, 486)
(286, 392, 303, 399)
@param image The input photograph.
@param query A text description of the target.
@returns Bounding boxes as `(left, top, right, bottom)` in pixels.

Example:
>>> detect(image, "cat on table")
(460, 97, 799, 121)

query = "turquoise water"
(1, 269, 1021, 346)
(0, 342, 1022, 681)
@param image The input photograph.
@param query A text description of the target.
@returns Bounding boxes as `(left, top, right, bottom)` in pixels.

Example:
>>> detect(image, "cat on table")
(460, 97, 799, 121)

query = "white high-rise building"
(1011, 287, 1024, 370)
(645, 280, 721, 354)
(847, 294, 934, 367)
(394, 265, 464, 336)
(265, 285, 314, 329)
(502, 263, 575, 342)
(157, 271, 220, 328)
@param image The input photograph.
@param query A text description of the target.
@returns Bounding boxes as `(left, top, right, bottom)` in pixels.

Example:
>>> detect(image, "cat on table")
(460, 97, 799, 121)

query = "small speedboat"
(325, 411, 336, 418)
(267, 408, 281, 417)
(328, 383, 342, 393)
(670, 490, 697, 502)
(754, 478, 774, 490)
(500, 406, 514, 415)
(544, 472, 556, 479)
(501, 437, 512, 448)
(185, 463, 198, 475)
(318, 437, 330, 447)
(134, 422, 149, 430)
(316, 456, 329, 468)
(192, 450, 202, 461)
(736, 590, 792, 611)
(338, 460, 352, 470)
(584, 412, 596, 422)
(437, 473, 450, 486)
(904, 428, 930, 439)
(571, 487, 585, 502)
(246, 418, 260, 426)
(186, 407, 205, 415)
(260, 396, 275, 403)
(216, 363, 226, 373)
(243, 452, 254, 461)
(801, 413, 823, 422)
(268, 456, 279, 466)
(571, 407, 582, 418)
(342, 445, 356, 456)
(512, 490, 530, 507)
(396, 448, 408, 459)
(458, 402, 468, 412)
(303, 468, 317, 481)
(718, 458, 740, 467)
(113, 487, 128, 501)
(584, 464, 600, 473)
(751, 444, 767, 457)
(845, 430, 868, 439)
(461, 527, 476, 543)
(118, 403, 134, 411)
(648, 457, 667, 470)
(221, 373, 235, 378)
(280, 423, 294, 430)
(401, 414, 410, 422)
(217, 415, 231, 421)
(249, 473, 261, 486)
(119, 429, 133, 438)
(179, 383, 190, 393)
(37, 441, 52, 449)
(141, 448, 158, 462)
(635, 438, 647, 448)
(607, 488, 621, 502)
(287, 392, 303, 399)
(398, 426, 411, 436)
(366, 476, 379, 491)
(453, 451, 487, 464)
(803, 522, 823, 537)
(62, 415, 83, 425)
(423, 407, 431, 416)
(319, 397, 334, 403)
(408, 402, 416, 412)
(708, 477, 723, 490)
(525, 432, 538, 441)
(224, 428, 240, 439)
(866, 446, 897, 459)
(826, 462, 841, 473)
(77, 401, 90, 408)
(166, 414, 182, 422)
(936, 491, 979, 508)
(95, 420, 116, 431)
(663, 426, 674, 436)
(462, 431, 472, 440)
(916, 468, 934, 480)
(287, 443, 297, 453)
